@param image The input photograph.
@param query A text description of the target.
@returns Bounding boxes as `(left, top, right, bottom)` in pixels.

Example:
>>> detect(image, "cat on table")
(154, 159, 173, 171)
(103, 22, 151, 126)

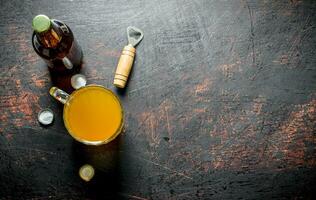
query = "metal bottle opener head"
(127, 26, 143, 47)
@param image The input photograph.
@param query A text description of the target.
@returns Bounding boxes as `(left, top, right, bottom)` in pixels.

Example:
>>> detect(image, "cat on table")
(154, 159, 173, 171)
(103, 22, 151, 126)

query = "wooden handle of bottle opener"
(113, 44, 136, 88)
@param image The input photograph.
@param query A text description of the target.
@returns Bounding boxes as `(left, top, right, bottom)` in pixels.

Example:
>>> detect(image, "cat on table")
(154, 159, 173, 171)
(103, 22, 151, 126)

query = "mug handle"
(49, 87, 69, 104)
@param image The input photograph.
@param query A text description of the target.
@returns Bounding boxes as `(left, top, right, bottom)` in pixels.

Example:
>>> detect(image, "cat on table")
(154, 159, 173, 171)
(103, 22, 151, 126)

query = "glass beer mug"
(50, 85, 124, 145)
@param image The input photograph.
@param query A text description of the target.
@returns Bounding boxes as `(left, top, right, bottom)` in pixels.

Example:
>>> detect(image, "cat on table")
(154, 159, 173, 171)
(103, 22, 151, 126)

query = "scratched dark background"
(1, 0, 316, 199)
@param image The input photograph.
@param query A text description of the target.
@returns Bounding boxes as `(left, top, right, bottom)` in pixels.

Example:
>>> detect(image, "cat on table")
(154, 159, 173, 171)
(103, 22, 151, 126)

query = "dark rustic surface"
(1, 0, 316, 199)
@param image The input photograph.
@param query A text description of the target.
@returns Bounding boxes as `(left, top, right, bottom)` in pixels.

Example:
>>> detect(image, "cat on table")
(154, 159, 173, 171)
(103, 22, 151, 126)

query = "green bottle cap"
(32, 15, 51, 33)
(79, 164, 95, 182)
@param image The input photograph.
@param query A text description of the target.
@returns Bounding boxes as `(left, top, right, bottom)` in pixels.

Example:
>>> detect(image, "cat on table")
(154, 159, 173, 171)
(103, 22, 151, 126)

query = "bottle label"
(62, 57, 73, 69)
(60, 24, 70, 34)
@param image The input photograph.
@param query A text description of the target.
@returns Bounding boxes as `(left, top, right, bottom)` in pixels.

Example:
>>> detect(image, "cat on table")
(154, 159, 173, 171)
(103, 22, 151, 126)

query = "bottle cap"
(79, 164, 95, 182)
(38, 108, 54, 125)
(32, 15, 51, 33)
(71, 74, 87, 89)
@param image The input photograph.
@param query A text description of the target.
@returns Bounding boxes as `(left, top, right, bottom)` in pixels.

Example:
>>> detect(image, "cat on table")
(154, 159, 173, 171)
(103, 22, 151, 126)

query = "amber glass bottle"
(32, 15, 83, 74)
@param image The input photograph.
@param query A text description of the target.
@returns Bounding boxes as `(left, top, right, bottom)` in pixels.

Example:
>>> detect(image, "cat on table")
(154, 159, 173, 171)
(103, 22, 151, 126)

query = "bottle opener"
(113, 26, 144, 88)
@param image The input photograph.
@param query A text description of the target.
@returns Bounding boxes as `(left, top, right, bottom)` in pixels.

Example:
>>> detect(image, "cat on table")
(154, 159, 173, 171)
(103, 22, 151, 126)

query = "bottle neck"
(36, 27, 61, 48)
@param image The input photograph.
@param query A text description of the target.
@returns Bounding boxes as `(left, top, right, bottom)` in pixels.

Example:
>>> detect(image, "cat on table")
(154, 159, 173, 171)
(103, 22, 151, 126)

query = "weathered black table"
(1, 0, 316, 199)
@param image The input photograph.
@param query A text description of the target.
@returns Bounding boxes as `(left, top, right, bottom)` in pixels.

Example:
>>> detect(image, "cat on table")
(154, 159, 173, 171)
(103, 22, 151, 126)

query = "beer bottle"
(32, 15, 83, 74)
